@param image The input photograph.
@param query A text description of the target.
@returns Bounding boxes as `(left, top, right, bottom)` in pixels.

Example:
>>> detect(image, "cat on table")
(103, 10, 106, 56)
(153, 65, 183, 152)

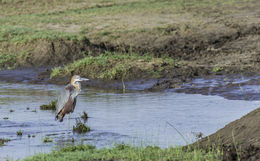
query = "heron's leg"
(67, 114, 70, 132)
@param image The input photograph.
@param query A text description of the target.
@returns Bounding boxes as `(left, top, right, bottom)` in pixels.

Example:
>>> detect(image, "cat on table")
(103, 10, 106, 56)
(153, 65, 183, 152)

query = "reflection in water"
(0, 82, 259, 160)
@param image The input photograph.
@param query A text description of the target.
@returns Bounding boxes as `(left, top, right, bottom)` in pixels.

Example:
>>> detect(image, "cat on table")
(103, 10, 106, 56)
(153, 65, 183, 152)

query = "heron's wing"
(55, 84, 72, 116)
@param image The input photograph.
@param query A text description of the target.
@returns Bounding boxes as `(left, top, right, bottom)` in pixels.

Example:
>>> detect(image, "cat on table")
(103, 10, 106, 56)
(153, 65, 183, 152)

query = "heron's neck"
(73, 81, 81, 91)
(71, 82, 81, 99)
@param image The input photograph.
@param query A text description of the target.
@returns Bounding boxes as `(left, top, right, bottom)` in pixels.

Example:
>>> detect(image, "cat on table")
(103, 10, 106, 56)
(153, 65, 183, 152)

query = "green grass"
(0, 52, 17, 70)
(212, 66, 223, 73)
(50, 52, 175, 80)
(24, 143, 223, 161)
(0, 26, 79, 44)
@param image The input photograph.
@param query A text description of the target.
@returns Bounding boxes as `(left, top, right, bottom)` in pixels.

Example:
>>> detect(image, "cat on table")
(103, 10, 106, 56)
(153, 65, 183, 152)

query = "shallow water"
(0, 82, 259, 160)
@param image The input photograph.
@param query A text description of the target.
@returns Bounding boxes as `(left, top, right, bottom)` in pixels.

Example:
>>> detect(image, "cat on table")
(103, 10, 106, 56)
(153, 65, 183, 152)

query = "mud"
(194, 107, 260, 161)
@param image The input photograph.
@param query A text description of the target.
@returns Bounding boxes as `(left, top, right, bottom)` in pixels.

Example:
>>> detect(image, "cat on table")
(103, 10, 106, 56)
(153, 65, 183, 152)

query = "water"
(0, 82, 259, 160)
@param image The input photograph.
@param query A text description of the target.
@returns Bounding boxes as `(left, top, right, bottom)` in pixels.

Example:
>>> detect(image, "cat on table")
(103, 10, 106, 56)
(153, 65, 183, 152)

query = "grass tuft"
(0, 53, 17, 70)
(16, 130, 23, 136)
(0, 138, 10, 146)
(40, 100, 57, 110)
(50, 51, 175, 80)
(73, 118, 90, 134)
(43, 137, 53, 143)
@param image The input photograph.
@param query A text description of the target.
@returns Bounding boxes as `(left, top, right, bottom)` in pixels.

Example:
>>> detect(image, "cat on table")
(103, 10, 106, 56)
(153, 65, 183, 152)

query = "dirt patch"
(193, 108, 260, 161)
(16, 38, 105, 67)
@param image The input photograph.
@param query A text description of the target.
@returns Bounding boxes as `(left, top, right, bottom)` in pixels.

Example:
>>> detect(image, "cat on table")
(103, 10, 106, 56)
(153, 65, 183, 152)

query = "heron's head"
(71, 75, 89, 89)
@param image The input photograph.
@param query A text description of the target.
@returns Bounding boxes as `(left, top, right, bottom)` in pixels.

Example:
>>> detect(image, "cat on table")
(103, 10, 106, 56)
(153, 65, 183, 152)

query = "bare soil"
(193, 107, 260, 161)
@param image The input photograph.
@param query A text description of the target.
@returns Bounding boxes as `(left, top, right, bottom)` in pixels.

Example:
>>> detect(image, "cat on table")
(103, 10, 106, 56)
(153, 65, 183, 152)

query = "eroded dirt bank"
(193, 107, 260, 161)
(3, 21, 260, 82)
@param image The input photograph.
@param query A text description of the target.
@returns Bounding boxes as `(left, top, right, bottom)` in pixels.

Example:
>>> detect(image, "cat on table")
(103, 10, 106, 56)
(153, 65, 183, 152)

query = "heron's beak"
(80, 78, 89, 81)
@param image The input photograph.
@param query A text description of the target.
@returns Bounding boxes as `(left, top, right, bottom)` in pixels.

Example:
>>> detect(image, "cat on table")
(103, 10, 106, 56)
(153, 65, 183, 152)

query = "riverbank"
(0, 0, 260, 89)
(23, 107, 260, 161)
(24, 144, 222, 161)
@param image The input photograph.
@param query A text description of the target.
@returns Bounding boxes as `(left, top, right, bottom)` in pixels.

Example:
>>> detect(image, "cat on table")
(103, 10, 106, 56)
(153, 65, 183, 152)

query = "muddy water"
(0, 82, 259, 160)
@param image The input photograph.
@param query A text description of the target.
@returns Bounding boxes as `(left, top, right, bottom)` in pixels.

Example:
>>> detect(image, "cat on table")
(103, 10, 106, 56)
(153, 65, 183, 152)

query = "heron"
(55, 75, 89, 126)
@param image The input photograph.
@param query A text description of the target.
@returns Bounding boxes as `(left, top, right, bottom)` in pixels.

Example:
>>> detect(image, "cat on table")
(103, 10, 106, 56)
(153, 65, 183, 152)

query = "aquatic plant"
(81, 111, 88, 122)
(0, 138, 10, 146)
(40, 100, 57, 110)
(16, 130, 23, 136)
(73, 118, 90, 134)
(43, 137, 53, 143)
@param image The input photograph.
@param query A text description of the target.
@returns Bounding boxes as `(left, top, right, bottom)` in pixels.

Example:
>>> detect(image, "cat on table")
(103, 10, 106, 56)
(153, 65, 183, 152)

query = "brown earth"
(11, 19, 260, 86)
(9, 4, 259, 87)
(193, 107, 260, 161)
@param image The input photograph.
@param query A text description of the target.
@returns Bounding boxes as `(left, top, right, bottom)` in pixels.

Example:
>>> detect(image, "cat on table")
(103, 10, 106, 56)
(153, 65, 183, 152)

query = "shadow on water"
(0, 75, 260, 160)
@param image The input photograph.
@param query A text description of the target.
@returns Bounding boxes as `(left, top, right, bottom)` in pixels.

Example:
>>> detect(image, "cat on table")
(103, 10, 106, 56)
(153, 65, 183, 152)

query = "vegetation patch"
(24, 143, 223, 161)
(0, 53, 17, 70)
(0, 138, 10, 146)
(50, 52, 175, 81)
(73, 118, 90, 134)
(81, 111, 89, 122)
(40, 100, 57, 110)
(16, 130, 23, 136)
(0, 26, 79, 44)
(43, 137, 53, 143)
(212, 66, 223, 73)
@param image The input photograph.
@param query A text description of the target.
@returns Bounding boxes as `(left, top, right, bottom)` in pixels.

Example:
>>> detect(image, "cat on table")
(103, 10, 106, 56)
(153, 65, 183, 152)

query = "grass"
(0, 52, 17, 70)
(24, 143, 223, 161)
(0, 26, 79, 44)
(0, 0, 256, 46)
(40, 100, 57, 110)
(212, 66, 223, 73)
(50, 51, 175, 80)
